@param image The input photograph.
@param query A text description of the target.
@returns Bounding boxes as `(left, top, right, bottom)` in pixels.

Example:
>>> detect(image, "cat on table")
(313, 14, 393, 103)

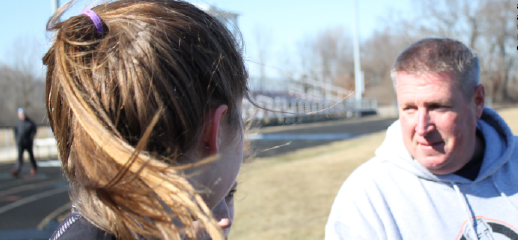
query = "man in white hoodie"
(326, 38, 518, 239)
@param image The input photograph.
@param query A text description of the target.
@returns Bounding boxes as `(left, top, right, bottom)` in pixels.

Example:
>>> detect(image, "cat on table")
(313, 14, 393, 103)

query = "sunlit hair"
(390, 38, 480, 99)
(42, 0, 248, 239)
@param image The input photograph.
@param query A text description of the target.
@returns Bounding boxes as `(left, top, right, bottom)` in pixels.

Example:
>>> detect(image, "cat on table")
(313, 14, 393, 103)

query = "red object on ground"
(0, 196, 22, 202)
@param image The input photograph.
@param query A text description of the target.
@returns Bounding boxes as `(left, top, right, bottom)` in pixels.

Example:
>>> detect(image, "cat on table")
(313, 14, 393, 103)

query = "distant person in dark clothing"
(12, 108, 38, 176)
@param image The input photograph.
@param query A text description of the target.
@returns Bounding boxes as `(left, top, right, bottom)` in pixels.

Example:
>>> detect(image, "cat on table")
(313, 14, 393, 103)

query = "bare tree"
(296, 27, 354, 89)
(414, 0, 462, 38)
(0, 66, 44, 125)
(314, 27, 354, 88)
(254, 25, 273, 92)
(0, 36, 46, 126)
(390, 0, 516, 102)
(295, 37, 318, 81)
(285, 0, 517, 104)
(361, 25, 422, 105)
(478, 0, 516, 101)
(415, 0, 489, 51)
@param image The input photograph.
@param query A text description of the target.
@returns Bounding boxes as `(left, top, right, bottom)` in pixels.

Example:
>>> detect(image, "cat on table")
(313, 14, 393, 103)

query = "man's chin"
(415, 155, 453, 175)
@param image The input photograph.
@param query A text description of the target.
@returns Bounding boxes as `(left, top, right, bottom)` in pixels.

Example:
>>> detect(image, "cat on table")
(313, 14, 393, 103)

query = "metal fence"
(0, 126, 58, 162)
(243, 95, 377, 126)
(0, 98, 378, 161)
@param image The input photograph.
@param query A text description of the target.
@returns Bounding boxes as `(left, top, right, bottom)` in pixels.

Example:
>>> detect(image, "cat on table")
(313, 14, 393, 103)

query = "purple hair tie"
(81, 9, 104, 38)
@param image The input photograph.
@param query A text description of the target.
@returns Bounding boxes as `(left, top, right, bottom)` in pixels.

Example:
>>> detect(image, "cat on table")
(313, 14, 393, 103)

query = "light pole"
(352, 0, 363, 110)
(51, 0, 59, 15)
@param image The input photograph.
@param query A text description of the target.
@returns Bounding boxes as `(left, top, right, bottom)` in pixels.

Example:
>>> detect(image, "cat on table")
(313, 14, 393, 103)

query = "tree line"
(0, 66, 46, 127)
(0, 0, 515, 126)
(0, 37, 46, 127)
(289, 0, 515, 105)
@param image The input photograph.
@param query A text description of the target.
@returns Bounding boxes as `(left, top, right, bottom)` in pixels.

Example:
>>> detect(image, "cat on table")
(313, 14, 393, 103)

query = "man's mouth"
(418, 141, 444, 150)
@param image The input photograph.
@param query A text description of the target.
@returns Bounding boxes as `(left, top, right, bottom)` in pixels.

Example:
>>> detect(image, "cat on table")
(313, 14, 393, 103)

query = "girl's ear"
(203, 105, 228, 155)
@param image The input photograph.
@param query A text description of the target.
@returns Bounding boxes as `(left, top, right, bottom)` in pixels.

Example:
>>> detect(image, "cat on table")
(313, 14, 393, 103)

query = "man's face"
(18, 112, 25, 120)
(396, 71, 483, 175)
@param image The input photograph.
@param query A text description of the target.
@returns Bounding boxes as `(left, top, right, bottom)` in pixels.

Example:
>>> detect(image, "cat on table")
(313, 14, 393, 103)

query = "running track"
(0, 116, 397, 240)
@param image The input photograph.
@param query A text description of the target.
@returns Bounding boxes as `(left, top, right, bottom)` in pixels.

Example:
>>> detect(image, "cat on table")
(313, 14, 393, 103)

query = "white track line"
(0, 186, 68, 215)
(37, 160, 62, 167)
(37, 202, 71, 230)
(0, 179, 65, 198)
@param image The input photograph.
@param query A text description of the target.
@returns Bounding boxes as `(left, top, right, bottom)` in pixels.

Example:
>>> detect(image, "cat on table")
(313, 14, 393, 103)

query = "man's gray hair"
(390, 38, 480, 99)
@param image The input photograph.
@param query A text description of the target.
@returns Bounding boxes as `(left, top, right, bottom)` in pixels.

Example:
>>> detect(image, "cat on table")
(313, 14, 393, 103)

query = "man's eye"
(430, 104, 448, 109)
(403, 107, 416, 112)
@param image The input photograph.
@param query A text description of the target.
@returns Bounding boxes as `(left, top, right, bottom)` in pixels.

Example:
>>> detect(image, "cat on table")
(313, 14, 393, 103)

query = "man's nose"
(415, 109, 434, 135)
(212, 200, 232, 229)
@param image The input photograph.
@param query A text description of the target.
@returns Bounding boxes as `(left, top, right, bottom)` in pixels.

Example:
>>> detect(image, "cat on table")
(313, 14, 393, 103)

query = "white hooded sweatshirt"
(325, 107, 518, 240)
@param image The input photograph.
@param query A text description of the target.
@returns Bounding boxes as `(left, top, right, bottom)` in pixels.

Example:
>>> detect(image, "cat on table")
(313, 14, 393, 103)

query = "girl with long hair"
(43, 0, 248, 239)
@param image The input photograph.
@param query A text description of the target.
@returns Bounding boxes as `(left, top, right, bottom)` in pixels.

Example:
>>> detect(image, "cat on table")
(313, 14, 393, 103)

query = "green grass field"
(230, 107, 518, 240)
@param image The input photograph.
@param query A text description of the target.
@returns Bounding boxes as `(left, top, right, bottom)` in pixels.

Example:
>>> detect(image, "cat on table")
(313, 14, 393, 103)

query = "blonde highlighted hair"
(43, 0, 248, 239)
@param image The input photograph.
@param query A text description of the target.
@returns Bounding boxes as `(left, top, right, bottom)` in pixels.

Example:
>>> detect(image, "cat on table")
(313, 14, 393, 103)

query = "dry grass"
(231, 131, 386, 240)
(497, 107, 518, 134)
(230, 108, 518, 240)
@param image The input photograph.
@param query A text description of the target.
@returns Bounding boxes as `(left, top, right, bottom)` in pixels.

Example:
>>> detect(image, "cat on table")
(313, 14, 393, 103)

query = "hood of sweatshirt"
(375, 107, 515, 184)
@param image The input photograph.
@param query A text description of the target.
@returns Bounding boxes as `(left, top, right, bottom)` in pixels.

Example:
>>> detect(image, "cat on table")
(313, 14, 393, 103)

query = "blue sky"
(0, 0, 414, 78)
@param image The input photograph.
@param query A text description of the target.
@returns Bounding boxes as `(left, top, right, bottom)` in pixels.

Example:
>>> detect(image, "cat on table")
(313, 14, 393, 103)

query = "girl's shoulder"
(50, 210, 115, 240)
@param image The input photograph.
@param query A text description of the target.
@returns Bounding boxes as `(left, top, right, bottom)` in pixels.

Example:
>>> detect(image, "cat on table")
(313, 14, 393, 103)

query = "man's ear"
(203, 105, 228, 155)
(473, 84, 485, 119)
